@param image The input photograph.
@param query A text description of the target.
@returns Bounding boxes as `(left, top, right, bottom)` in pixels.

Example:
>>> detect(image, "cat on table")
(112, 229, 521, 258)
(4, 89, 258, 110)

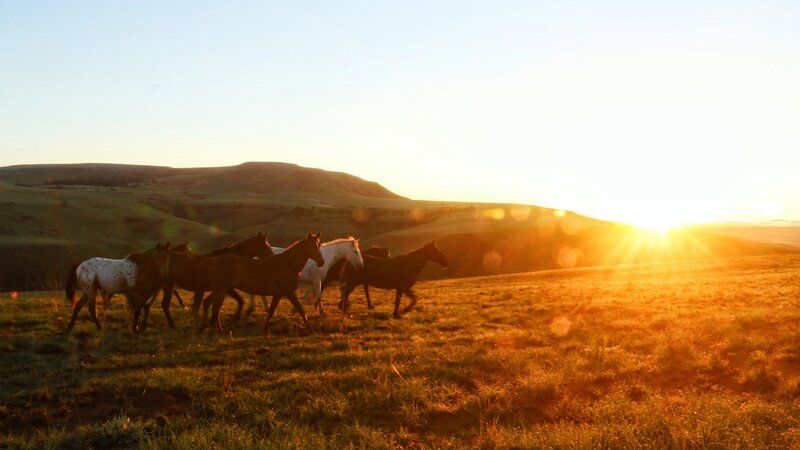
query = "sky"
(1, 1, 799, 228)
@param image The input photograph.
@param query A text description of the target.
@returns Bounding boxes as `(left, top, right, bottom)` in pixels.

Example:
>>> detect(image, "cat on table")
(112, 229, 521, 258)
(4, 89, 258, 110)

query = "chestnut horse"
(65, 242, 171, 334)
(248, 237, 365, 317)
(200, 232, 325, 332)
(157, 232, 273, 328)
(340, 241, 447, 318)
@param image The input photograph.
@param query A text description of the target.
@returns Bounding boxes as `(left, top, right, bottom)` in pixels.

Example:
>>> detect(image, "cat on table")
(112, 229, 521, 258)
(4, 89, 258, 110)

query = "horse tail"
(65, 263, 79, 305)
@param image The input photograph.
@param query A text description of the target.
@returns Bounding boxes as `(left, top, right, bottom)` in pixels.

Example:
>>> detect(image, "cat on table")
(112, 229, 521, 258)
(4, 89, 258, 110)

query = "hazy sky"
(1, 1, 798, 227)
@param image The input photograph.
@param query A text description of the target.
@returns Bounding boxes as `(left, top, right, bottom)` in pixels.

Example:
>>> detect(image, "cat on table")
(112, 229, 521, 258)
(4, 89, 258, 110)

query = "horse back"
(170, 253, 208, 290)
(78, 257, 133, 294)
(208, 254, 297, 296)
(358, 255, 402, 289)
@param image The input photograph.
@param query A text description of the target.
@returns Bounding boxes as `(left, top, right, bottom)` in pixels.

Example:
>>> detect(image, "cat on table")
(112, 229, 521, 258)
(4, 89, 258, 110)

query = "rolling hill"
(0, 162, 796, 290)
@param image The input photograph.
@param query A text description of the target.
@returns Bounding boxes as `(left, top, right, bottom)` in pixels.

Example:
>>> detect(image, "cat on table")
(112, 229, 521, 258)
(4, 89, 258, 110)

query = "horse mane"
(209, 234, 268, 256)
(322, 237, 359, 248)
(127, 247, 154, 264)
(283, 238, 305, 251)
(405, 242, 433, 257)
(172, 242, 191, 252)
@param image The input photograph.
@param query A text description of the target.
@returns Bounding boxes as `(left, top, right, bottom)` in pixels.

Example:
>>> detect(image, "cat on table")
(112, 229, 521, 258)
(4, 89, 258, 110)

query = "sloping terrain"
(3, 254, 800, 448)
(0, 162, 796, 290)
(691, 224, 800, 248)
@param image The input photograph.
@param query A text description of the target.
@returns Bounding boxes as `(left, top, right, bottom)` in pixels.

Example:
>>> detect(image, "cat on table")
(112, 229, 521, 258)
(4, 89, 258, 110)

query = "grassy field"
(2, 254, 800, 448)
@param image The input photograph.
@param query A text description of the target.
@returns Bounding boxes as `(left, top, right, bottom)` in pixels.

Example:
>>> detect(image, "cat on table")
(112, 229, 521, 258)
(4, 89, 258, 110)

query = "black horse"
(340, 241, 447, 318)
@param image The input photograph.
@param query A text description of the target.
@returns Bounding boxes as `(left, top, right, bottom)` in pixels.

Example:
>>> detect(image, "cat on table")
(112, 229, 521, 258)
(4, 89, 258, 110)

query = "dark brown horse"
(65, 242, 172, 334)
(340, 241, 447, 318)
(326, 246, 390, 291)
(157, 233, 273, 328)
(331, 246, 390, 310)
(200, 232, 324, 332)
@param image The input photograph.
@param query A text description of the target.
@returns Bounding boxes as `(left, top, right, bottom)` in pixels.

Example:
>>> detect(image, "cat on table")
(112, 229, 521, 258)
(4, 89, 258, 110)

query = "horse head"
(154, 242, 172, 279)
(425, 240, 448, 269)
(306, 232, 325, 268)
(248, 232, 274, 258)
(346, 237, 365, 269)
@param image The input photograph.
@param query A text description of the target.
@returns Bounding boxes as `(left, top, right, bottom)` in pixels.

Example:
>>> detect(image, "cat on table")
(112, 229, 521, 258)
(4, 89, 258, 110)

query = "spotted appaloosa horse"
(340, 241, 448, 318)
(65, 243, 171, 333)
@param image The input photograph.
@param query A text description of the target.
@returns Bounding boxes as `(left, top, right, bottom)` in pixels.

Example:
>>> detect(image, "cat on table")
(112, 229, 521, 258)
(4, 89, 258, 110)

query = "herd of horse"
(63, 232, 449, 334)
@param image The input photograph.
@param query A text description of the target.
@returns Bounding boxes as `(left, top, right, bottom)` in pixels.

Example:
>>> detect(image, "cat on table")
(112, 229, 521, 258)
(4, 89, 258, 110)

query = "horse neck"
(320, 242, 352, 271)
(131, 255, 159, 285)
(404, 246, 432, 271)
(283, 242, 313, 273)
(208, 238, 262, 257)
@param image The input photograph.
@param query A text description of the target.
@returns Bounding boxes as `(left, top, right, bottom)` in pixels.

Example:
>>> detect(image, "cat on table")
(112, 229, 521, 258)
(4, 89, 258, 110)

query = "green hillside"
(0, 162, 796, 290)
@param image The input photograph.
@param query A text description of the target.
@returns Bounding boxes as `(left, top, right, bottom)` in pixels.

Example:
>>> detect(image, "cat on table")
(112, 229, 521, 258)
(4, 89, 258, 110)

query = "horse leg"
(141, 296, 155, 332)
(364, 284, 375, 310)
(161, 285, 177, 329)
(286, 293, 312, 331)
(210, 299, 224, 332)
(392, 289, 403, 319)
(339, 282, 356, 313)
(263, 295, 282, 332)
(173, 290, 187, 309)
(88, 296, 102, 330)
(199, 291, 218, 331)
(227, 289, 244, 326)
(312, 281, 324, 317)
(191, 290, 205, 317)
(245, 294, 257, 318)
(66, 293, 91, 332)
(261, 295, 269, 312)
(127, 290, 146, 334)
(401, 289, 418, 314)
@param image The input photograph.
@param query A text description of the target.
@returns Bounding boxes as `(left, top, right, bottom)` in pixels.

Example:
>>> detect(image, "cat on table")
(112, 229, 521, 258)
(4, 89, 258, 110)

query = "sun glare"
(631, 217, 680, 234)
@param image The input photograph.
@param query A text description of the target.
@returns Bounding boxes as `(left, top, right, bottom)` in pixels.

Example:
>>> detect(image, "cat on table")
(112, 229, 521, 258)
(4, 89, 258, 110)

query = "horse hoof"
(368, 305, 375, 310)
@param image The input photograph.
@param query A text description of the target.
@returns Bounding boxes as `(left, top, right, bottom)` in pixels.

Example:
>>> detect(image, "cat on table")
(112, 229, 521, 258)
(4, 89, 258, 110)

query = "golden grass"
(2, 254, 800, 448)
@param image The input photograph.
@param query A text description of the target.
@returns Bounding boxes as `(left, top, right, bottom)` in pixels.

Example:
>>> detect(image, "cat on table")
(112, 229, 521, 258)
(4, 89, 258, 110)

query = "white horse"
(250, 237, 364, 317)
(65, 243, 171, 333)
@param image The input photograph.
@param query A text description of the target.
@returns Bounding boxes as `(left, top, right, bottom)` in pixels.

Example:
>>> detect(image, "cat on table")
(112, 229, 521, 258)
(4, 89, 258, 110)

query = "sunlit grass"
(2, 254, 800, 448)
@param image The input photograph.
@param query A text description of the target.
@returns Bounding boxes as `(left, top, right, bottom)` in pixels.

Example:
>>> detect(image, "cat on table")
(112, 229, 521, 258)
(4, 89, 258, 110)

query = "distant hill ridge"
(0, 162, 405, 200)
(0, 161, 797, 291)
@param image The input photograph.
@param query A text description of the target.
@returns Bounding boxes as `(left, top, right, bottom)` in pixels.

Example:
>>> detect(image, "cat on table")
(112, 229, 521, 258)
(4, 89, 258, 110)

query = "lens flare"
(510, 205, 531, 221)
(409, 208, 426, 221)
(351, 207, 370, 223)
(550, 316, 572, 336)
(556, 247, 583, 268)
(482, 208, 506, 220)
(482, 251, 502, 272)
